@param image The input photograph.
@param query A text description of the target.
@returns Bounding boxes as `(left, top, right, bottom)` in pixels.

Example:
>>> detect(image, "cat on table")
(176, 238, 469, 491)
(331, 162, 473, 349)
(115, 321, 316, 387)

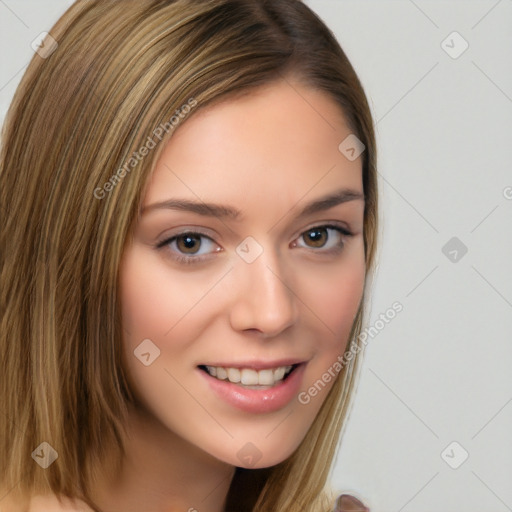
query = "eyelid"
(156, 227, 217, 246)
(158, 224, 214, 236)
(299, 220, 352, 236)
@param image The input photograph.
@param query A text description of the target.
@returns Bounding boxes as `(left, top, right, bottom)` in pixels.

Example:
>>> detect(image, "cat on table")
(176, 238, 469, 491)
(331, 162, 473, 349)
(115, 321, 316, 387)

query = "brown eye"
(175, 233, 202, 254)
(303, 227, 328, 248)
(294, 224, 351, 253)
(157, 231, 221, 264)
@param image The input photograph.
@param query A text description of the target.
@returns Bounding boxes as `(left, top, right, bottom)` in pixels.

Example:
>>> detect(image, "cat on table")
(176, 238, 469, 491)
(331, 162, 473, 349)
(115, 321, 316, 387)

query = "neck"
(89, 403, 235, 512)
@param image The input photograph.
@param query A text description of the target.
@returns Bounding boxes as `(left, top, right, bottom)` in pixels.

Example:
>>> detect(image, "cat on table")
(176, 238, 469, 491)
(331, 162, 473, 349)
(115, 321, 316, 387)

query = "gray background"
(1, 1, 511, 511)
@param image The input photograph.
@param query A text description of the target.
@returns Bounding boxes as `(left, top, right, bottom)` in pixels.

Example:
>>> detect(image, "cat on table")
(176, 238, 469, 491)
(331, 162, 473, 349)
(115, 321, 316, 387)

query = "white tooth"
(258, 369, 275, 385)
(216, 367, 228, 380)
(209, 365, 293, 385)
(227, 368, 241, 383)
(240, 368, 259, 385)
(273, 367, 285, 381)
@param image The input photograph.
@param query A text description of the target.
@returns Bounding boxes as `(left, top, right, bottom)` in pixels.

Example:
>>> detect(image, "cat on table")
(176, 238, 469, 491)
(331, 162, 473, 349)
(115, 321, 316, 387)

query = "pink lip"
(198, 362, 306, 414)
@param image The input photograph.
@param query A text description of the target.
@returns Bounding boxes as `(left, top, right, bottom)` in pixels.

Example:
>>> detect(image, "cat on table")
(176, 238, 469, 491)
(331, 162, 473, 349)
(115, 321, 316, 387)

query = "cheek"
(321, 268, 364, 334)
(119, 247, 216, 340)
(298, 246, 365, 395)
(117, 247, 206, 401)
(117, 247, 210, 409)
(119, 248, 175, 337)
(118, 246, 227, 389)
(303, 248, 366, 345)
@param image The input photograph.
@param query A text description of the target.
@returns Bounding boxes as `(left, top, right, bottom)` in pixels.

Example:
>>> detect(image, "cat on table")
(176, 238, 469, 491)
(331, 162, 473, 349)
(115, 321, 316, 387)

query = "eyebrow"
(141, 188, 364, 220)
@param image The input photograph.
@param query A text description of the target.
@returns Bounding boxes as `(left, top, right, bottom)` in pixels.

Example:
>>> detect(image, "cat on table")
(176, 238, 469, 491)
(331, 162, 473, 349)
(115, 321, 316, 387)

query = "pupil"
(307, 228, 326, 247)
(178, 234, 200, 253)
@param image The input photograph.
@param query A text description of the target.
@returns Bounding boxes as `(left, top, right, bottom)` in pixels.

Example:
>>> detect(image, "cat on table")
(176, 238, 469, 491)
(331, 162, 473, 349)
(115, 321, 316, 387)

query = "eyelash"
(156, 224, 353, 265)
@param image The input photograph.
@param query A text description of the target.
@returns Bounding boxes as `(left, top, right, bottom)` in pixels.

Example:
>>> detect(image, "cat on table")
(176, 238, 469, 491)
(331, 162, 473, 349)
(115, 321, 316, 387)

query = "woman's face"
(119, 79, 366, 468)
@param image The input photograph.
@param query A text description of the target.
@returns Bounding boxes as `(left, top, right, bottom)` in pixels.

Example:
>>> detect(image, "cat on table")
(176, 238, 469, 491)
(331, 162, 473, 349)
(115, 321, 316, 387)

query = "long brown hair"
(0, 1, 378, 510)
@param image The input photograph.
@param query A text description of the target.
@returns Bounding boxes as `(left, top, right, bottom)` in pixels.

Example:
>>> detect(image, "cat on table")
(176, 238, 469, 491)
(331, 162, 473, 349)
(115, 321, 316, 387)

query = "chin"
(213, 435, 304, 470)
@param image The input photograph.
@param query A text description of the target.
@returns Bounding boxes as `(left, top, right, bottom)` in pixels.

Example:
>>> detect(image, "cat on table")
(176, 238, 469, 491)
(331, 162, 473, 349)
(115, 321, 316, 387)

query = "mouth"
(197, 363, 299, 389)
(197, 361, 307, 413)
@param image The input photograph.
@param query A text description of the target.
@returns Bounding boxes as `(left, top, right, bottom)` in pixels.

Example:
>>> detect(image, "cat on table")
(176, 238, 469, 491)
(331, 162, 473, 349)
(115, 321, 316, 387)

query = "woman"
(0, 1, 377, 510)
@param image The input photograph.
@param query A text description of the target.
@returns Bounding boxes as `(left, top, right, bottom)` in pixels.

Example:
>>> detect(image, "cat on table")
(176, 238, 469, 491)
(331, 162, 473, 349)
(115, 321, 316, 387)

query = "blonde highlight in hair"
(0, 1, 378, 510)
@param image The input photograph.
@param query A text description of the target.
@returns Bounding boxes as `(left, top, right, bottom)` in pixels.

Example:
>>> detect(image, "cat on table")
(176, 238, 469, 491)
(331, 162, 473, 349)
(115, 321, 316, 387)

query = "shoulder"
(334, 493, 369, 512)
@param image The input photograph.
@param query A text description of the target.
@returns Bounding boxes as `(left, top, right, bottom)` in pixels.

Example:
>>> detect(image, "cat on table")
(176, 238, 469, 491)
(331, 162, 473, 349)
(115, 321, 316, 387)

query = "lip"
(198, 358, 306, 371)
(197, 362, 307, 414)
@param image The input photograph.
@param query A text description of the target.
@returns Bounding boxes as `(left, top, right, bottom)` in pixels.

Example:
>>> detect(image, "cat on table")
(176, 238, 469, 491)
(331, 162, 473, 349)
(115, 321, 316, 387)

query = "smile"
(200, 365, 295, 388)
(197, 362, 306, 413)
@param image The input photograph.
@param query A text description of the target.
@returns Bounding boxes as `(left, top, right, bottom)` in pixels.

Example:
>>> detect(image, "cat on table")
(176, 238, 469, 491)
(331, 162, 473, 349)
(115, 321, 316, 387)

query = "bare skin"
(10, 77, 365, 512)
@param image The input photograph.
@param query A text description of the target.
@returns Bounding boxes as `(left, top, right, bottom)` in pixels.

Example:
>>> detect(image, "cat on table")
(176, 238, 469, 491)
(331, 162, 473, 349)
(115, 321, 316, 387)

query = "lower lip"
(198, 363, 306, 414)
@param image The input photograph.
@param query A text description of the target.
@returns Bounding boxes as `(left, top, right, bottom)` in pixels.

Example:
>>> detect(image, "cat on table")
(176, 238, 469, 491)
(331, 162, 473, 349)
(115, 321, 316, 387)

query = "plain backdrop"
(1, 1, 511, 511)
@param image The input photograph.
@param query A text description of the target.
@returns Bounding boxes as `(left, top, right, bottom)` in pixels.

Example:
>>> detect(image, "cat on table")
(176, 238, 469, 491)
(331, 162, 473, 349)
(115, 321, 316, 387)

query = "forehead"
(143, 80, 363, 211)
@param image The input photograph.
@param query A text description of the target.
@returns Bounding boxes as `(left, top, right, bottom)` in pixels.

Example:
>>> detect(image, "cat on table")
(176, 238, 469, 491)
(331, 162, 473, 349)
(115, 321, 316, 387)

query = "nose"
(228, 250, 299, 338)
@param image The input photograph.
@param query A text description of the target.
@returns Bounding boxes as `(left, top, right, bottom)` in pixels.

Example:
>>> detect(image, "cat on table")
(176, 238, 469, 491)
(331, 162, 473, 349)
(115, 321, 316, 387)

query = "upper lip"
(199, 358, 307, 371)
